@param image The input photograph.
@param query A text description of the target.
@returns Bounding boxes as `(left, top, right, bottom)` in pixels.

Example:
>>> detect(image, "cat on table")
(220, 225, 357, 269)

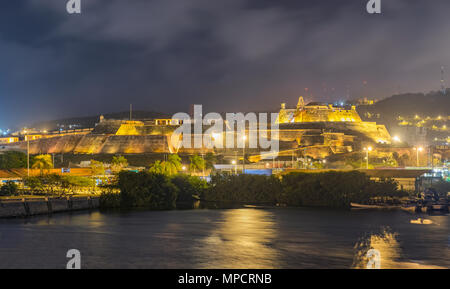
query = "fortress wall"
(2, 134, 170, 155)
(8, 135, 84, 154)
(100, 135, 169, 154)
(330, 122, 391, 143)
(277, 122, 391, 144)
(73, 135, 110, 154)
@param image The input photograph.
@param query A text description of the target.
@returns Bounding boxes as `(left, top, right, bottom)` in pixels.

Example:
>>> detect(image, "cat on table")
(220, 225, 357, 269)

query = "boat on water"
(431, 203, 449, 212)
(243, 204, 275, 209)
(420, 206, 429, 213)
(400, 205, 419, 213)
(350, 203, 400, 209)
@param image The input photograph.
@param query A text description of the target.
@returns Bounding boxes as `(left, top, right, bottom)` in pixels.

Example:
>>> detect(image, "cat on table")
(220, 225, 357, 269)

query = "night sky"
(1, 0, 450, 128)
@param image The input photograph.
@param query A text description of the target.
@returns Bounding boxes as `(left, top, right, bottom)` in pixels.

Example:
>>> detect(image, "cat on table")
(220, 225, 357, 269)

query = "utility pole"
(201, 153, 205, 178)
(130, 104, 133, 120)
(366, 150, 369, 169)
(242, 134, 246, 174)
(292, 150, 295, 168)
(27, 140, 30, 177)
(364, 146, 372, 169)
(234, 151, 238, 174)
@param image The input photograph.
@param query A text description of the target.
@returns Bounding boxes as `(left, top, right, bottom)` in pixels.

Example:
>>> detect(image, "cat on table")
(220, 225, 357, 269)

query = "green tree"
(23, 177, 44, 195)
(149, 160, 165, 174)
(148, 155, 182, 176)
(111, 156, 128, 173)
(90, 160, 105, 176)
(0, 151, 27, 169)
(32, 154, 53, 176)
(167, 154, 182, 172)
(171, 174, 208, 202)
(0, 181, 19, 196)
(204, 152, 217, 170)
(61, 175, 95, 194)
(189, 154, 205, 174)
(118, 171, 178, 209)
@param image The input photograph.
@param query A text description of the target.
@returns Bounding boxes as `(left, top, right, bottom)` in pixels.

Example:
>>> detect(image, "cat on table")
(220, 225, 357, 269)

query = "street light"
(392, 136, 401, 143)
(363, 146, 372, 169)
(414, 146, 423, 167)
(211, 132, 220, 146)
(242, 135, 247, 174)
(232, 160, 237, 174)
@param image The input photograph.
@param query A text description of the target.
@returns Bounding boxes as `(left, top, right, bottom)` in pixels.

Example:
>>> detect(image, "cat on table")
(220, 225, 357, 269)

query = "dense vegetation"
(204, 171, 403, 207)
(279, 171, 402, 207)
(0, 151, 29, 169)
(0, 181, 19, 196)
(100, 171, 207, 209)
(22, 174, 95, 195)
(100, 170, 405, 209)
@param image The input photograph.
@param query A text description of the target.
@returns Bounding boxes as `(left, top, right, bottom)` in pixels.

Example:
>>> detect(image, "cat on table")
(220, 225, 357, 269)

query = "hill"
(31, 111, 171, 131)
(357, 90, 450, 125)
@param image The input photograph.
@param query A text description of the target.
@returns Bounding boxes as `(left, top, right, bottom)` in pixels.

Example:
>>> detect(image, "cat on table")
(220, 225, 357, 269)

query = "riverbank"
(0, 196, 99, 218)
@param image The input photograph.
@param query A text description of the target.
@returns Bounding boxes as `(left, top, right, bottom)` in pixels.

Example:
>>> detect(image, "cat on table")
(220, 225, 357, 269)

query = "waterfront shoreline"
(0, 196, 100, 218)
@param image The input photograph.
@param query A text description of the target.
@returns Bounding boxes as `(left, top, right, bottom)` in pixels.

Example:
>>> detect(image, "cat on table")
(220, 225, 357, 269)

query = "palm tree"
(189, 154, 205, 175)
(149, 155, 183, 176)
(166, 154, 182, 174)
(204, 152, 217, 170)
(111, 155, 128, 173)
(32, 154, 53, 176)
(149, 160, 165, 174)
(90, 160, 105, 176)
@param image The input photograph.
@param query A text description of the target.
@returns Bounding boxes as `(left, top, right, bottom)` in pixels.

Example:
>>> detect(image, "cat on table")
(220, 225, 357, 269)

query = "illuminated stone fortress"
(277, 97, 361, 124)
(1, 97, 391, 161)
(266, 96, 392, 159)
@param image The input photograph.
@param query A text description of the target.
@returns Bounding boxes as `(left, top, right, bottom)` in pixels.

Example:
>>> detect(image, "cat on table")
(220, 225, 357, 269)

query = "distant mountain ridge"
(31, 111, 171, 131)
(358, 90, 450, 124)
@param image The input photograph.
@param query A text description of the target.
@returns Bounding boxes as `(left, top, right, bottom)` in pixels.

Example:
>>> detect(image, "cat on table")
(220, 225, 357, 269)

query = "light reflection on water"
(195, 209, 279, 269)
(0, 208, 448, 268)
(353, 229, 446, 269)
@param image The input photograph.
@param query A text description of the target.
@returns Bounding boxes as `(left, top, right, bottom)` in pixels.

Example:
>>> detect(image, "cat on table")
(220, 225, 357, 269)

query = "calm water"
(0, 208, 448, 269)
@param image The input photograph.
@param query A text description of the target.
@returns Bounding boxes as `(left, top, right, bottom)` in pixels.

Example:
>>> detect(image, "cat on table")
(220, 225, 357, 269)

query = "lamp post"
(414, 146, 423, 167)
(232, 160, 237, 174)
(363, 146, 372, 169)
(242, 135, 247, 174)
(201, 153, 205, 177)
(27, 140, 30, 177)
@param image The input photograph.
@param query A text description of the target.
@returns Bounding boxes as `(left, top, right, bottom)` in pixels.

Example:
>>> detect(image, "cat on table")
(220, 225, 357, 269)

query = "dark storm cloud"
(1, 0, 450, 128)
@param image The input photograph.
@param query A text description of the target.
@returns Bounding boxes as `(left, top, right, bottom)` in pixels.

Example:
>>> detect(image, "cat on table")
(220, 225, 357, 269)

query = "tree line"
(100, 170, 406, 209)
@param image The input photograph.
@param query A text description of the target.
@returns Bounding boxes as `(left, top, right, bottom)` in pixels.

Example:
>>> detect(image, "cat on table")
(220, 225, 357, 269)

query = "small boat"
(420, 206, 429, 213)
(431, 204, 449, 211)
(410, 218, 433, 225)
(401, 205, 418, 213)
(350, 203, 399, 209)
(243, 205, 274, 209)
